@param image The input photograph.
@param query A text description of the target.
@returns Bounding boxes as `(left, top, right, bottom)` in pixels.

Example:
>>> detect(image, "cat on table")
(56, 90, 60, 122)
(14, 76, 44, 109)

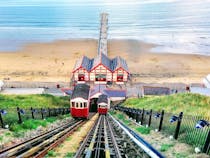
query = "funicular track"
(75, 115, 121, 158)
(0, 118, 88, 158)
(75, 114, 163, 158)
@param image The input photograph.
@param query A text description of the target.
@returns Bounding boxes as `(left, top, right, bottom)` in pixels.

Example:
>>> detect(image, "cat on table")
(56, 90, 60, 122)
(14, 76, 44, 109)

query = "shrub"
(46, 150, 57, 157)
(64, 152, 75, 158)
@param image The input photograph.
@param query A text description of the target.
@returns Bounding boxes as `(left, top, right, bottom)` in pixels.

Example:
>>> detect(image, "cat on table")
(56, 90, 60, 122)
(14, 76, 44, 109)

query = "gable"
(114, 67, 129, 74)
(74, 67, 89, 73)
(72, 56, 93, 73)
(90, 64, 112, 73)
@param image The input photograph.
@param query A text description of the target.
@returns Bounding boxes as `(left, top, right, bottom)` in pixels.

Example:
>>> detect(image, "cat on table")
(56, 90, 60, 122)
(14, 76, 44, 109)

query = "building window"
(117, 74, 123, 82)
(78, 74, 85, 81)
(95, 74, 106, 81)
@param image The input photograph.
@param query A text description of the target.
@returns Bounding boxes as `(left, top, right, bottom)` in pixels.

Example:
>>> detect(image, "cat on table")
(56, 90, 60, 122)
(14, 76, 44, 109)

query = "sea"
(0, 0, 210, 55)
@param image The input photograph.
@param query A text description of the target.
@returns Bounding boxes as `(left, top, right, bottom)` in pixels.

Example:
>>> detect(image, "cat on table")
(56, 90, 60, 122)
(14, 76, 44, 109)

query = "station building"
(72, 54, 129, 84)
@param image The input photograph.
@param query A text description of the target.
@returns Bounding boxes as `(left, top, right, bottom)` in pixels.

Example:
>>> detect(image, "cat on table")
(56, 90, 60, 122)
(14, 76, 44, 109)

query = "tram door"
(89, 98, 98, 112)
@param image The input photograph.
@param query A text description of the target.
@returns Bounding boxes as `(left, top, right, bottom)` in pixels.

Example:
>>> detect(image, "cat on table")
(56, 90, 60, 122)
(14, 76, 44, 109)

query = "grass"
(66, 136, 72, 141)
(179, 129, 208, 148)
(0, 94, 70, 130)
(173, 152, 189, 158)
(160, 143, 174, 152)
(0, 94, 70, 109)
(9, 114, 69, 137)
(64, 152, 75, 158)
(124, 93, 210, 117)
(135, 126, 150, 135)
(110, 110, 150, 135)
(45, 150, 59, 157)
(115, 113, 131, 125)
(121, 93, 210, 155)
(77, 127, 81, 132)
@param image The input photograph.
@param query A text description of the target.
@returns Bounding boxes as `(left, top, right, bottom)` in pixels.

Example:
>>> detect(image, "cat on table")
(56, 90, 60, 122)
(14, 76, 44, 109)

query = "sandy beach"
(0, 39, 210, 84)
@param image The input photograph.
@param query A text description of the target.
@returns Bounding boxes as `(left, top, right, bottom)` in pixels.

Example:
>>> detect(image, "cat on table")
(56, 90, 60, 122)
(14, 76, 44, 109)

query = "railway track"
(75, 114, 164, 158)
(0, 113, 163, 158)
(0, 118, 86, 158)
(75, 115, 121, 158)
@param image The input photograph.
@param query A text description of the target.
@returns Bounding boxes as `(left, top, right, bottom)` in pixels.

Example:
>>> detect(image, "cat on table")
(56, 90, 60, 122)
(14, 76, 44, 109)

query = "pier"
(98, 13, 108, 56)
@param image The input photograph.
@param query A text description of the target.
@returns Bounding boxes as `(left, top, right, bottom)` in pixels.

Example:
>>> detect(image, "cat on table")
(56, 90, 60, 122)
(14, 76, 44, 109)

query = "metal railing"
(114, 106, 210, 155)
(0, 107, 70, 128)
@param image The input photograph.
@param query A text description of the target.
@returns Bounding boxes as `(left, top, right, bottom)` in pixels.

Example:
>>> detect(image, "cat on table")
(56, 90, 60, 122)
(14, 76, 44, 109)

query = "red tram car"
(97, 94, 109, 115)
(70, 84, 90, 119)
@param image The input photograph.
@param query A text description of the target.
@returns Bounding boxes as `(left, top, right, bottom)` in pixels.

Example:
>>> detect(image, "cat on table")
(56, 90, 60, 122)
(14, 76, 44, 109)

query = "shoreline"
(1, 38, 210, 57)
(0, 39, 210, 84)
(2, 38, 210, 57)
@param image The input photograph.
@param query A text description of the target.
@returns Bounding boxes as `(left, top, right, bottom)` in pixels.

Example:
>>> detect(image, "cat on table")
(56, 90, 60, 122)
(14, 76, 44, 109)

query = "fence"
(0, 107, 70, 128)
(114, 106, 210, 155)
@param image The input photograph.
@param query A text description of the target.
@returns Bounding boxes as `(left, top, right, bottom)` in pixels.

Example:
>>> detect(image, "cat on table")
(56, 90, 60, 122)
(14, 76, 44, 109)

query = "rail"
(109, 114, 164, 158)
(0, 119, 85, 158)
(75, 115, 122, 158)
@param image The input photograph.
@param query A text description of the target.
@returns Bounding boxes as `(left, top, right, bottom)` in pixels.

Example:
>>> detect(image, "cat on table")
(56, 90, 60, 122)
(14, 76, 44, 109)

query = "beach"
(0, 39, 210, 84)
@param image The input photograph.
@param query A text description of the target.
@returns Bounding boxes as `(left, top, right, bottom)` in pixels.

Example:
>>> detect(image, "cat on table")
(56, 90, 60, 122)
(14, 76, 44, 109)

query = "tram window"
(76, 102, 79, 108)
(80, 102, 83, 108)
(84, 102, 87, 108)
(71, 102, 75, 108)
(100, 105, 106, 108)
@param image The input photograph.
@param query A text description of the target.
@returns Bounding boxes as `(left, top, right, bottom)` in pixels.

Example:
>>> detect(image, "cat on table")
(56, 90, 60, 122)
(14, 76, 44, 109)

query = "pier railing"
(114, 105, 210, 155)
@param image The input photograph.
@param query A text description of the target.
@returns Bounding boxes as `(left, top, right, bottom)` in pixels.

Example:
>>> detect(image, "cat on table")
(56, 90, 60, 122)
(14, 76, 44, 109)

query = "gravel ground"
(53, 114, 99, 158)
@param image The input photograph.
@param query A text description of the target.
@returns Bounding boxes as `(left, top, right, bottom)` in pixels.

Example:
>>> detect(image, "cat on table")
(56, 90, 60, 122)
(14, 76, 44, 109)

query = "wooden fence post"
(158, 110, 164, 131)
(148, 109, 152, 127)
(174, 112, 183, 139)
(17, 107, 22, 124)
